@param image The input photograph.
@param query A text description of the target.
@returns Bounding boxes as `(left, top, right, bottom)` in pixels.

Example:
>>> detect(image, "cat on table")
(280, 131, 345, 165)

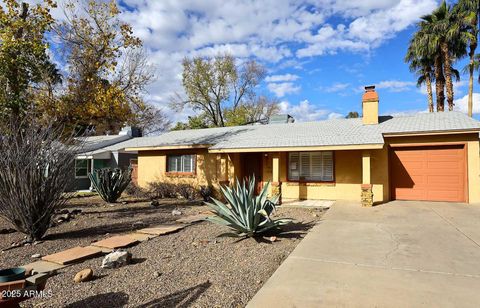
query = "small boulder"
(171, 209, 182, 216)
(101, 250, 132, 269)
(74, 268, 93, 283)
(31, 253, 41, 259)
(269, 236, 277, 243)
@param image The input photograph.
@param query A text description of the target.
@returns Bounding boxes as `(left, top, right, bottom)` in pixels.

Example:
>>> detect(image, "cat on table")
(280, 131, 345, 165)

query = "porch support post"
(361, 151, 373, 207)
(272, 153, 282, 205)
(219, 154, 229, 187)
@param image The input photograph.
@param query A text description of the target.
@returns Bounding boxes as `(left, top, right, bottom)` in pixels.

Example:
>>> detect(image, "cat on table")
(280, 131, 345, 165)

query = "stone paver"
(21, 260, 67, 274)
(91, 235, 139, 249)
(137, 224, 185, 235)
(42, 246, 103, 265)
(176, 213, 210, 224)
(126, 232, 157, 242)
(248, 201, 480, 308)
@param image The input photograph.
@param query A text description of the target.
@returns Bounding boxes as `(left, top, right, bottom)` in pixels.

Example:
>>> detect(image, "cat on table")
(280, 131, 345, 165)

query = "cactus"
(205, 176, 291, 237)
(89, 167, 132, 203)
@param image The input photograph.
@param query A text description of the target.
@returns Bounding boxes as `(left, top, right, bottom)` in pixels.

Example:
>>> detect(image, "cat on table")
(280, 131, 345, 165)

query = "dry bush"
(0, 118, 79, 241)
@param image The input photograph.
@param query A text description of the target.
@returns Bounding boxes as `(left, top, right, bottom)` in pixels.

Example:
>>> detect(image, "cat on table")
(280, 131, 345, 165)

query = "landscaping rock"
(101, 250, 132, 268)
(31, 253, 41, 259)
(269, 236, 277, 242)
(74, 268, 93, 283)
(172, 209, 182, 216)
(150, 200, 159, 207)
(132, 221, 146, 229)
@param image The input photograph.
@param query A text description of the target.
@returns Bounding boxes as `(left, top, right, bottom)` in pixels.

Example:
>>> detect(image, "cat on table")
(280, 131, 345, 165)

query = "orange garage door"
(390, 145, 466, 202)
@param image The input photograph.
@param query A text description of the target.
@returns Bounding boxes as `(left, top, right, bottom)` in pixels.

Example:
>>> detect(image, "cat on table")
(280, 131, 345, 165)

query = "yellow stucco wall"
(137, 149, 228, 190)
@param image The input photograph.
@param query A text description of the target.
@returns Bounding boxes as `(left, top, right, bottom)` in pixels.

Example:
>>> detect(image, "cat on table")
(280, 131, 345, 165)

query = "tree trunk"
(441, 41, 454, 111)
(434, 54, 445, 112)
(468, 40, 477, 117)
(425, 71, 434, 113)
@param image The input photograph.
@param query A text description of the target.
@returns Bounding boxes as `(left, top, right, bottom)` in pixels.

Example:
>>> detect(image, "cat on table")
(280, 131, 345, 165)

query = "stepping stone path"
(22, 261, 66, 275)
(92, 235, 139, 250)
(137, 224, 185, 236)
(17, 212, 209, 277)
(126, 233, 157, 242)
(42, 246, 103, 265)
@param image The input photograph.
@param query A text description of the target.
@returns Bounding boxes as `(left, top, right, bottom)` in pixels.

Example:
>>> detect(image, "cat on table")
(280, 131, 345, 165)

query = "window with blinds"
(288, 152, 334, 182)
(167, 155, 195, 173)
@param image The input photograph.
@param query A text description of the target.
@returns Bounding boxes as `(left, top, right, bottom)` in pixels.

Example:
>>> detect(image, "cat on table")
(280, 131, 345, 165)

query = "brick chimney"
(362, 85, 379, 125)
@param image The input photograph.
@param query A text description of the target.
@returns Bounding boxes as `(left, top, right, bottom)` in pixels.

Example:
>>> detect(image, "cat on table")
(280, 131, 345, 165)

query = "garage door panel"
(390, 145, 466, 202)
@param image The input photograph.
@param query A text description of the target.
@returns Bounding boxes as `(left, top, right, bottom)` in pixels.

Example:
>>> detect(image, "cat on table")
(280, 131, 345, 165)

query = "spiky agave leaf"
(89, 167, 132, 203)
(205, 175, 292, 237)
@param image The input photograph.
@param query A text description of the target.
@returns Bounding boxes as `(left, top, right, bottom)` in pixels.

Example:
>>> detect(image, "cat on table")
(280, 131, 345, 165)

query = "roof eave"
(383, 128, 480, 137)
(208, 143, 385, 153)
(125, 144, 212, 152)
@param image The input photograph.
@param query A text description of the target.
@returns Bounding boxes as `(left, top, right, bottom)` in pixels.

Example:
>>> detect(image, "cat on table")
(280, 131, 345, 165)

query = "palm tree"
(455, 0, 479, 117)
(418, 1, 469, 111)
(406, 44, 435, 112)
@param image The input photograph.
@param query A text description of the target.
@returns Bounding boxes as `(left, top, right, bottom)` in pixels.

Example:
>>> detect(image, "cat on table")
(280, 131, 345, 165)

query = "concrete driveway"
(248, 201, 480, 308)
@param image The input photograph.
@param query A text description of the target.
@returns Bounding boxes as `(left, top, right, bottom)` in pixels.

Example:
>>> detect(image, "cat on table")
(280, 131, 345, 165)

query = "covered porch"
(222, 148, 387, 207)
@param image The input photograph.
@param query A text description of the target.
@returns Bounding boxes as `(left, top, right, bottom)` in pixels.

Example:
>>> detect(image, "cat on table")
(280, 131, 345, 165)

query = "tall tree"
(176, 54, 271, 127)
(412, 1, 468, 112)
(406, 44, 435, 112)
(0, 0, 58, 119)
(345, 111, 359, 119)
(52, 0, 167, 135)
(456, 0, 479, 117)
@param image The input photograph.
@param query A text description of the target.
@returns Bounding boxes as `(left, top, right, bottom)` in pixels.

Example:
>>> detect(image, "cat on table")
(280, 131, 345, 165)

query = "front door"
(242, 153, 263, 194)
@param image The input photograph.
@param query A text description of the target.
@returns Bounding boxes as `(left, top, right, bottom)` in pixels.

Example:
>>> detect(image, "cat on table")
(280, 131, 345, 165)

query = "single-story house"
(125, 86, 480, 206)
(72, 127, 141, 191)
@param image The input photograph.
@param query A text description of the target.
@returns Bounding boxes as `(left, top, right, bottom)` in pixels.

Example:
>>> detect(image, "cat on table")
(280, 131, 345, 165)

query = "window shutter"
(322, 152, 334, 181)
(183, 155, 193, 173)
(310, 152, 323, 181)
(299, 152, 310, 179)
(288, 153, 300, 180)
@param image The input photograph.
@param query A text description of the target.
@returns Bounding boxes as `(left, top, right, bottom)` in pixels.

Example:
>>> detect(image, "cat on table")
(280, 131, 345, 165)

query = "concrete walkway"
(248, 201, 480, 308)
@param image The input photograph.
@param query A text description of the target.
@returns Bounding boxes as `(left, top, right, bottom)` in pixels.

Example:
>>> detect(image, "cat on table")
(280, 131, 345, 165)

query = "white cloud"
(322, 82, 350, 93)
(26, 0, 437, 122)
(327, 112, 345, 119)
(279, 100, 336, 122)
(265, 74, 300, 82)
(267, 82, 301, 98)
(375, 80, 416, 92)
(454, 93, 480, 114)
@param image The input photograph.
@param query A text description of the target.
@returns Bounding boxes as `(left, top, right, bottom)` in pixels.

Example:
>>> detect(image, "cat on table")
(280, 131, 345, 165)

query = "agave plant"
(89, 167, 132, 203)
(206, 177, 291, 237)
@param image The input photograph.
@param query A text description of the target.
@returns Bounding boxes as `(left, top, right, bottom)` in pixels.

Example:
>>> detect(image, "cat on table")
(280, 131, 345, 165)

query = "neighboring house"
(124, 86, 480, 206)
(73, 127, 141, 191)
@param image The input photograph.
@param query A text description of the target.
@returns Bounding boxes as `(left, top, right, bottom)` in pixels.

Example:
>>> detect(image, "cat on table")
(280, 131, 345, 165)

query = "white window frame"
(166, 154, 196, 173)
(288, 152, 334, 182)
(75, 159, 91, 179)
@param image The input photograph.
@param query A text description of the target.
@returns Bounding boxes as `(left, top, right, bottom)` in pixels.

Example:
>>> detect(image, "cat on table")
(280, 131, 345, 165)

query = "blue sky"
(20, 0, 480, 122)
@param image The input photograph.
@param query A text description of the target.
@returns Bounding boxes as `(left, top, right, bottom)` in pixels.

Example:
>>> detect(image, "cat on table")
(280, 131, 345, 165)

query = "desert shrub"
(125, 182, 148, 199)
(176, 183, 198, 201)
(199, 185, 214, 202)
(147, 182, 177, 199)
(0, 119, 77, 241)
(89, 168, 132, 203)
(206, 177, 291, 237)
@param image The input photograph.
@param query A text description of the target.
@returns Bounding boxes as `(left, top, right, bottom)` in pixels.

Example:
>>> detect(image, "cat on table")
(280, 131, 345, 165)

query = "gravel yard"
(0, 195, 325, 307)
